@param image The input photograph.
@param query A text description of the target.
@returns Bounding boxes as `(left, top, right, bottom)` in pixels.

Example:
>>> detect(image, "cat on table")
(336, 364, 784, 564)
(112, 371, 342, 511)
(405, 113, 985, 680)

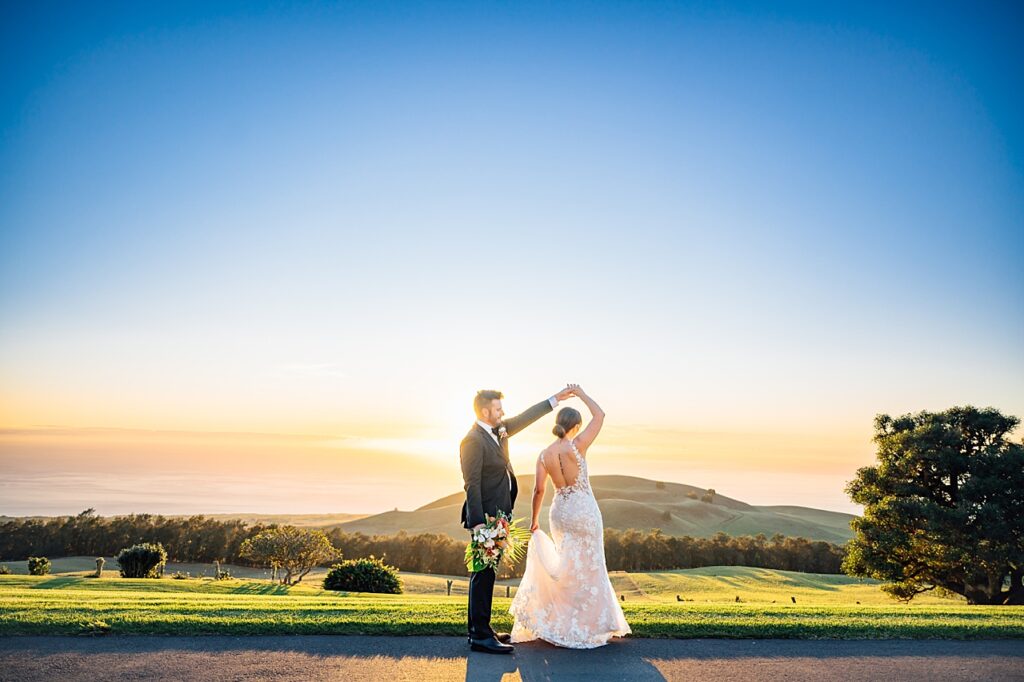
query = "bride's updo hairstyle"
(552, 407, 583, 438)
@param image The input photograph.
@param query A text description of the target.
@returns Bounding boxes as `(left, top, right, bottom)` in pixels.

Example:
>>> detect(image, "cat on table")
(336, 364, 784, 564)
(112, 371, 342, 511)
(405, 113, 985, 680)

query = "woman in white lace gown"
(509, 385, 631, 648)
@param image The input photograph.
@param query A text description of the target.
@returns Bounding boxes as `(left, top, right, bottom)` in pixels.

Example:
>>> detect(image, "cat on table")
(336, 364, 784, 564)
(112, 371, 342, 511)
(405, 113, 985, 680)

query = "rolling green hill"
(338, 475, 857, 542)
(2, 477, 856, 543)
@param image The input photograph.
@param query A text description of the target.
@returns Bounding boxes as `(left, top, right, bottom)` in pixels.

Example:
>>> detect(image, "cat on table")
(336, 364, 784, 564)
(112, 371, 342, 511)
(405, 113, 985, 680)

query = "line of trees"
(0, 509, 260, 564)
(603, 529, 843, 574)
(325, 528, 844, 578)
(0, 509, 845, 577)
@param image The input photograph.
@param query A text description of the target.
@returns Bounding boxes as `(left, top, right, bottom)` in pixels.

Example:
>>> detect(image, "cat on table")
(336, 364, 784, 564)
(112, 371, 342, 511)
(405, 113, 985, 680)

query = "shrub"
(239, 526, 338, 585)
(170, 571, 191, 580)
(0, 564, 11, 575)
(323, 556, 402, 594)
(116, 543, 168, 578)
(28, 556, 51, 575)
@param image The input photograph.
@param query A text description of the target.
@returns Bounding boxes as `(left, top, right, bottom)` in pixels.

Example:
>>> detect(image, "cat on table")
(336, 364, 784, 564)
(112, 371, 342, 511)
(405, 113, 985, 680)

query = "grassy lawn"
(1, 573, 1021, 639)
(0, 558, 966, 604)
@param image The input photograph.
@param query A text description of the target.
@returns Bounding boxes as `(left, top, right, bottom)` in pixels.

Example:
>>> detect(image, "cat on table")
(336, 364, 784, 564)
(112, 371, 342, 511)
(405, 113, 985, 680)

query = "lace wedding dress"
(509, 440, 631, 648)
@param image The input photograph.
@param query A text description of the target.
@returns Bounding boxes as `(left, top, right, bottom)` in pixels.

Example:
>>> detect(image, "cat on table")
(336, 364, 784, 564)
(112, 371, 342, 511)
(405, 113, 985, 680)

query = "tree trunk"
(987, 572, 1005, 604)
(962, 572, 1023, 605)
(963, 583, 989, 605)
(1002, 569, 1024, 605)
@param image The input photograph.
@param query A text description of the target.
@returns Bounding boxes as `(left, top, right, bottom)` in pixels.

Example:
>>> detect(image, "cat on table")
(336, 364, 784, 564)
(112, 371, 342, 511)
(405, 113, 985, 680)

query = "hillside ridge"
(342, 474, 856, 542)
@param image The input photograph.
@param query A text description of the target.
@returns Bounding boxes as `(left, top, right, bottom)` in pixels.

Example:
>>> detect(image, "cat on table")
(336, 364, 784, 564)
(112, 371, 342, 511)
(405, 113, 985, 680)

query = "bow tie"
(491, 426, 501, 436)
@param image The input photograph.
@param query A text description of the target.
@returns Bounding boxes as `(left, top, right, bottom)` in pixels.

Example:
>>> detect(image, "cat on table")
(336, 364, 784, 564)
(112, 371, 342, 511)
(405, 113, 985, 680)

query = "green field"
(0, 557, 962, 604)
(2, 565, 1021, 639)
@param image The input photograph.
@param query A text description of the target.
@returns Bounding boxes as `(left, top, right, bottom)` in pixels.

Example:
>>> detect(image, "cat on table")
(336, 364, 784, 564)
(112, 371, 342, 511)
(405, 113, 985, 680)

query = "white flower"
(484, 539, 495, 548)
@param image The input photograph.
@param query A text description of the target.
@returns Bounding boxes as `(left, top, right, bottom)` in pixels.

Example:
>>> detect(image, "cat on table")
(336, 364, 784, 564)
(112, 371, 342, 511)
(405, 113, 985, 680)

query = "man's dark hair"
(474, 390, 504, 418)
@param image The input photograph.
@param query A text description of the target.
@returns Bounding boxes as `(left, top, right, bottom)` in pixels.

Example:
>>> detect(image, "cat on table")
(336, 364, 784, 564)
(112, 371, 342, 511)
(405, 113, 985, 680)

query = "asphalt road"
(1, 636, 1023, 681)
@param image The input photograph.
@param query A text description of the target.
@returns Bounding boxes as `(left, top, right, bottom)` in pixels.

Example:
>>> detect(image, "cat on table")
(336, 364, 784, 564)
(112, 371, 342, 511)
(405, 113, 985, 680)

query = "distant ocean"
(0, 471, 441, 517)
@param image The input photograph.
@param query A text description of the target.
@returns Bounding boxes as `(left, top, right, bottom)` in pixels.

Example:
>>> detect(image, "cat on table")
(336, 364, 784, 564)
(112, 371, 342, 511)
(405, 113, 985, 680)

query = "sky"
(1, 1, 1022, 517)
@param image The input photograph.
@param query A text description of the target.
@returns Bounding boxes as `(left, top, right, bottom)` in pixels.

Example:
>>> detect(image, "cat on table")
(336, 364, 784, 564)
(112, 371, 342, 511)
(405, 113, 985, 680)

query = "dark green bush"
(323, 556, 402, 594)
(27, 556, 51, 575)
(116, 542, 167, 578)
(0, 564, 12, 575)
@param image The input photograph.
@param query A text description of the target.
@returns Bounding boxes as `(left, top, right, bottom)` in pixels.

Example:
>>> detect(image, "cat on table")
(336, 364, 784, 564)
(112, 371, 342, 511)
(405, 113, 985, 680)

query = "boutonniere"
(497, 424, 508, 440)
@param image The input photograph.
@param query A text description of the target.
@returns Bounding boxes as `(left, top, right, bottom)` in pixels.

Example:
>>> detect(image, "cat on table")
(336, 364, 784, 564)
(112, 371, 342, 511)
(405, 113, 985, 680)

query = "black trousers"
(467, 566, 496, 639)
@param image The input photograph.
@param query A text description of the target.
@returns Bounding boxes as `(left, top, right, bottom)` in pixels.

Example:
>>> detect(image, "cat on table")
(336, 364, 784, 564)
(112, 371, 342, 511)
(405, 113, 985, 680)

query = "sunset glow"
(1, 2, 1021, 518)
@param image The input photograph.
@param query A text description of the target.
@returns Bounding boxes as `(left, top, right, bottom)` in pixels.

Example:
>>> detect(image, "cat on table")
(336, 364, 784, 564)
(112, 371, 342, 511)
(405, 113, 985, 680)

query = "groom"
(461, 386, 573, 654)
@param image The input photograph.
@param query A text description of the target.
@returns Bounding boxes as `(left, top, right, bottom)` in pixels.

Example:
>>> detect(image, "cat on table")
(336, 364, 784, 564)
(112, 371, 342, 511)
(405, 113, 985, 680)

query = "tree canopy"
(844, 406, 1024, 605)
(239, 526, 338, 585)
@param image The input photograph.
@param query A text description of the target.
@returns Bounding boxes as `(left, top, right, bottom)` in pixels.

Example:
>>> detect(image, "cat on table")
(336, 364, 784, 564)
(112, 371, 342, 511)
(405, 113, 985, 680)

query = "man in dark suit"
(461, 386, 573, 654)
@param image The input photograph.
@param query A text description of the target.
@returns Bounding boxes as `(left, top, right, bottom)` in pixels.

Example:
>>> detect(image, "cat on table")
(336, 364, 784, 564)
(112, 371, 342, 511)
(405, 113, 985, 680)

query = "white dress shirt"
(476, 395, 560, 491)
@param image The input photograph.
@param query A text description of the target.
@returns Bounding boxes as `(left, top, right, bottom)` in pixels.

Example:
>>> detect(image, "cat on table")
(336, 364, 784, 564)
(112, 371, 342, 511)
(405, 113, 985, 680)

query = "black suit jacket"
(460, 398, 554, 529)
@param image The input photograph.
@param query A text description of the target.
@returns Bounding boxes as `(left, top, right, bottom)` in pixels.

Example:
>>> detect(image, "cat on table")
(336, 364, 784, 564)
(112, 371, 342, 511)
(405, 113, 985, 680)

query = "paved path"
(1, 636, 1023, 681)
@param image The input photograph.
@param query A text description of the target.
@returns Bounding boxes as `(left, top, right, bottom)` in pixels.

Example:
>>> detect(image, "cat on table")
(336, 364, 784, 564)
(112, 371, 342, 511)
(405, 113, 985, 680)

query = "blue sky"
(1, 1, 1022, 514)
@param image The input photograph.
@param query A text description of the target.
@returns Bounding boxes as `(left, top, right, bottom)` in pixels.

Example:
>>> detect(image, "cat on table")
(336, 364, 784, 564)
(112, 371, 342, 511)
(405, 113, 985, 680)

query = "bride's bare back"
(540, 442, 581, 490)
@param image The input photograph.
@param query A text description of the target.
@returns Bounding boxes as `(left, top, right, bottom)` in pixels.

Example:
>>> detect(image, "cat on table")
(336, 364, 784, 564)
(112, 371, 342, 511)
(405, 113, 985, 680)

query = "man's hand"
(554, 385, 575, 402)
(473, 523, 485, 531)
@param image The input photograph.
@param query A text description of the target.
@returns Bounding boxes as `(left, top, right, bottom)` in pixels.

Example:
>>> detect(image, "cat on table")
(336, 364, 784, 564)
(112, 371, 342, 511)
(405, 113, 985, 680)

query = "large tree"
(844, 406, 1024, 604)
(239, 526, 338, 585)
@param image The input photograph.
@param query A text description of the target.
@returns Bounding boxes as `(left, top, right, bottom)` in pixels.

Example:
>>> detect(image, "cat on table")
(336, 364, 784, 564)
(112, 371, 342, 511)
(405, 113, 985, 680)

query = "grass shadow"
(230, 583, 291, 596)
(31, 577, 86, 590)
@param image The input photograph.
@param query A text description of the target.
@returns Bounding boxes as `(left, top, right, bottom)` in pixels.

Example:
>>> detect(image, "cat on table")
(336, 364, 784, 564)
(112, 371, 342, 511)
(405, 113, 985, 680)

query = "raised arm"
(530, 454, 549, 532)
(571, 386, 605, 455)
(460, 435, 486, 529)
(502, 386, 573, 437)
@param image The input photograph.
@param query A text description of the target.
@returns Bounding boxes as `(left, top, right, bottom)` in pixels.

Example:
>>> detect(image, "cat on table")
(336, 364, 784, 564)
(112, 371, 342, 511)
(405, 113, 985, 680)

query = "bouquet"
(464, 510, 531, 573)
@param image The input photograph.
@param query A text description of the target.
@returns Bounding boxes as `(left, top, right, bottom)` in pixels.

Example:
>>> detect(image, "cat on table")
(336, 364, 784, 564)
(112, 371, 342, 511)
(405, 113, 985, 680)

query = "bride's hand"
(530, 521, 539, 533)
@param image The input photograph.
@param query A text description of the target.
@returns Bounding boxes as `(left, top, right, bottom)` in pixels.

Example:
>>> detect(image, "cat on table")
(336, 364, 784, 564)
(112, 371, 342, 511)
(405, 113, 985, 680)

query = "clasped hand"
(554, 383, 584, 402)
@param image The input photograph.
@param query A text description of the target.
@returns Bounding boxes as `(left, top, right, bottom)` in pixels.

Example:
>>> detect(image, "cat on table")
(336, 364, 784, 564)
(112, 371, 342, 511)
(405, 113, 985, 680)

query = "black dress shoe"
(467, 631, 512, 644)
(469, 635, 514, 654)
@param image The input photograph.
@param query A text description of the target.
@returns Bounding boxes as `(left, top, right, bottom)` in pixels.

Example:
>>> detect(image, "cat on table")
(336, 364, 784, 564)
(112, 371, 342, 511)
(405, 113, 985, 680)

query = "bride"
(509, 384, 631, 648)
